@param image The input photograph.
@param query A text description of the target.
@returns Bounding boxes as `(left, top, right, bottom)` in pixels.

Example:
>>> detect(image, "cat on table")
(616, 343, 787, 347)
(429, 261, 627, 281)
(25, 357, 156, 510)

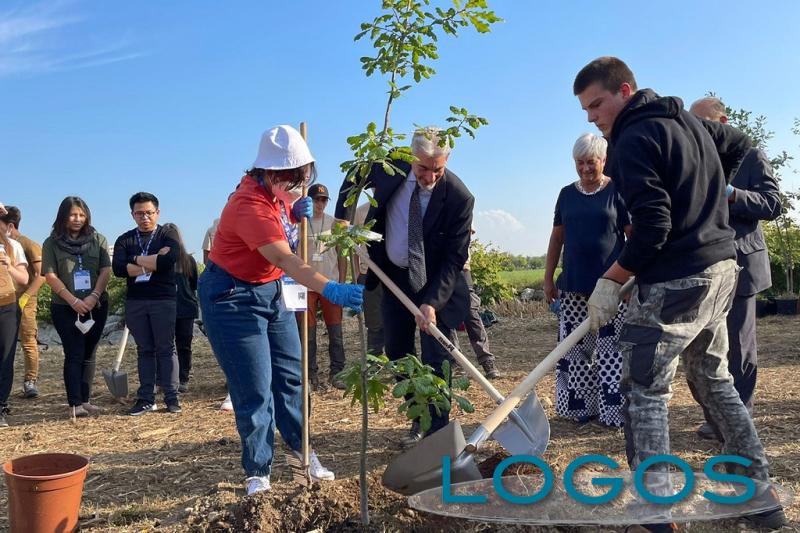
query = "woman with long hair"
(161, 223, 198, 392)
(0, 227, 29, 427)
(41, 196, 111, 418)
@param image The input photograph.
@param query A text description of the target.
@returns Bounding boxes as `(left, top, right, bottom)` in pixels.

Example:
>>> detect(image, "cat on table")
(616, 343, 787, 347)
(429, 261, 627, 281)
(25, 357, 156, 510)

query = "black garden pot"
(775, 297, 799, 315)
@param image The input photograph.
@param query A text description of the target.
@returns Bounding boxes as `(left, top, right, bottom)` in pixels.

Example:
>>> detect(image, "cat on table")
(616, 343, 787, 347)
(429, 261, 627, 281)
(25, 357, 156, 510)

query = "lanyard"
(76, 255, 83, 270)
(136, 228, 156, 256)
(279, 203, 299, 254)
(257, 175, 299, 253)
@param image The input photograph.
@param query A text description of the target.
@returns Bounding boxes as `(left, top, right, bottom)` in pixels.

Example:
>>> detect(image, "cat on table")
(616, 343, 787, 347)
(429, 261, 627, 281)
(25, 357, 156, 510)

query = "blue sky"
(2, 0, 799, 256)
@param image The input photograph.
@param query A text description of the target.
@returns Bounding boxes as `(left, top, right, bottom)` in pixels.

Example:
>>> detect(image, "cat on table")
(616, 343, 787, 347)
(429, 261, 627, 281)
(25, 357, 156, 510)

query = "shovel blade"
(382, 421, 482, 495)
(102, 369, 128, 399)
(492, 390, 550, 457)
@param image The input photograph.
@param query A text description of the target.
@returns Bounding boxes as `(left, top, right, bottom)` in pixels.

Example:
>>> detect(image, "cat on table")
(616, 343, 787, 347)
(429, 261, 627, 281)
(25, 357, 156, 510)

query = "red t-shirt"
(209, 175, 292, 283)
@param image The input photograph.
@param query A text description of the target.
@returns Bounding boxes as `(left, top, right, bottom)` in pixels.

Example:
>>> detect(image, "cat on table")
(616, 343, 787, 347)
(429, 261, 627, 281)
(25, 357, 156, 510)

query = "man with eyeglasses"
(112, 192, 182, 415)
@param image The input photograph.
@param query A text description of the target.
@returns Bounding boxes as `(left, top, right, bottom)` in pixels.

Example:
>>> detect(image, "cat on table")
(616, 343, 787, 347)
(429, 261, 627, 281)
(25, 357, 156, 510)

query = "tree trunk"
(349, 255, 370, 526)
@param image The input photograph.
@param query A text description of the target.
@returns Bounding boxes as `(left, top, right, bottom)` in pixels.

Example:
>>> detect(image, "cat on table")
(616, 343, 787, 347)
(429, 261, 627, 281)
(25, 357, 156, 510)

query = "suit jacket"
(728, 148, 782, 296)
(335, 160, 474, 329)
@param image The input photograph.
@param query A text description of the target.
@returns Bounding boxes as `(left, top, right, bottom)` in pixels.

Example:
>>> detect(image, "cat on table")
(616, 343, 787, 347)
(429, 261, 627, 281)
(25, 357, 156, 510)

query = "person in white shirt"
(202, 218, 220, 266)
(296, 184, 348, 390)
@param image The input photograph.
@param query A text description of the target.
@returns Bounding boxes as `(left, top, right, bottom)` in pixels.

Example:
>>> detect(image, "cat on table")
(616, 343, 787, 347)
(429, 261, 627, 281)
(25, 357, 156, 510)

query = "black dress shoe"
(482, 360, 499, 380)
(742, 506, 788, 530)
(696, 422, 721, 441)
(741, 486, 788, 530)
(399, 421, 423, 448)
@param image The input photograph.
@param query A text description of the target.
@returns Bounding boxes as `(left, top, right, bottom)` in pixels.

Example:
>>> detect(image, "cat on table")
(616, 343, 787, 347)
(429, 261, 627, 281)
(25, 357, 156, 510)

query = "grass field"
(499, 268, 557, 291)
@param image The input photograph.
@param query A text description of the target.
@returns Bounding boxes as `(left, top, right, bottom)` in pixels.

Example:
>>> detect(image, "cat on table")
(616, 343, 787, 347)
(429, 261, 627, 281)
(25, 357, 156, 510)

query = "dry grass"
(0, 311, 798, 532)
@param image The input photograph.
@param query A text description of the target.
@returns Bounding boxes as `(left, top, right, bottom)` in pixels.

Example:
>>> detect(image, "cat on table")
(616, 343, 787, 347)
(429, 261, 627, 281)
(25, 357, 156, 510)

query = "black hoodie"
(605, 89, 750, 283)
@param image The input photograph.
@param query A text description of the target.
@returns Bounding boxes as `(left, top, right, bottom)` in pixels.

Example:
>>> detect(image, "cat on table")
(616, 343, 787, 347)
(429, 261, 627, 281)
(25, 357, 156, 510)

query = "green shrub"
(36, 283, 52, 323)
(106, 276, 128, 315)
(469, 239, 513, 304)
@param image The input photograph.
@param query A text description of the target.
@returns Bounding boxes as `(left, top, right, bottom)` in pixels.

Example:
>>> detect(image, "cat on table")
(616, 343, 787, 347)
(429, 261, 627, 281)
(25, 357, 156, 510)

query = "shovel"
(103, 326, 129, 400)
(358, 252, 545, 453)
(383, 278, 634, 495)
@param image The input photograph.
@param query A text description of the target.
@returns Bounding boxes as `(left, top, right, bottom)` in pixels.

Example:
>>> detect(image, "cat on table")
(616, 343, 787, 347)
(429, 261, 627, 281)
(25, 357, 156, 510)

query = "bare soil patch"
(1, 309, 798, 532)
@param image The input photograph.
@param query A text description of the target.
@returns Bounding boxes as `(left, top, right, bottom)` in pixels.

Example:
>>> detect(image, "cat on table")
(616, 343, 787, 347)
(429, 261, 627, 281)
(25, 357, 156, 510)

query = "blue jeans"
(199, 263, 303, 477)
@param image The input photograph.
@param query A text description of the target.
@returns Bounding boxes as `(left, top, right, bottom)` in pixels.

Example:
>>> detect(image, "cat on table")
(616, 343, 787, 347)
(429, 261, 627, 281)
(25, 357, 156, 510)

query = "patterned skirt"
(555, 292, 626, 427)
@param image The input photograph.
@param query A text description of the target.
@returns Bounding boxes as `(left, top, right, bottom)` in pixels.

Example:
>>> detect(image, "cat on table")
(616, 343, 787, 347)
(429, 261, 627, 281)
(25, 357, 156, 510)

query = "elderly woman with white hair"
(543, 133, 632, 428)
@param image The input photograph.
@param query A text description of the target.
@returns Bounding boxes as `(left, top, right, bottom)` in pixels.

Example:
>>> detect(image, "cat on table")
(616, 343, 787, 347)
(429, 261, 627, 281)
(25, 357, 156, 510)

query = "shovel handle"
(478, 278, 635, 437)
(113, 327, 129, 373)
(361, 255, 502, 401)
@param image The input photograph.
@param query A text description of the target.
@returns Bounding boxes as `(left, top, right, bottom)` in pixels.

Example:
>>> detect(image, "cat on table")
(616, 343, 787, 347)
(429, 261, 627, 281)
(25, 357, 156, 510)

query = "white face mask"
(75, 313, 95, 335)
(271, 181, 302, 204)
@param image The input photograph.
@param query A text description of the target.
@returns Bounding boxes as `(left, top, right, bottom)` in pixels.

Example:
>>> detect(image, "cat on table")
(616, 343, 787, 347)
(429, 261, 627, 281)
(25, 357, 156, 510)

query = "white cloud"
(476, 209, 525, 232)
(0, 1, 140, 77)
(473, 209, 534, 254)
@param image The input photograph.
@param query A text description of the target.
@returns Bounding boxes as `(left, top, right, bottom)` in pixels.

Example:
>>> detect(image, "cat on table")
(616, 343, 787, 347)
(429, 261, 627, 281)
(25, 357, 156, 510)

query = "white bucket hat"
(252, 125, 315, 170)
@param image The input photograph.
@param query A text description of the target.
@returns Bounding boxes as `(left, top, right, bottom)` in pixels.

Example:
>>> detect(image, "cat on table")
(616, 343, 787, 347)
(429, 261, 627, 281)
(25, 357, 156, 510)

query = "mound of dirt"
(186, 473, 448, 532)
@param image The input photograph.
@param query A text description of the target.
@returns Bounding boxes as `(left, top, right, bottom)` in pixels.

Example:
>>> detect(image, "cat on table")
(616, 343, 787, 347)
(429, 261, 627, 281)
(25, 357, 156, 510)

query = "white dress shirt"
(386, 170, 433, 268)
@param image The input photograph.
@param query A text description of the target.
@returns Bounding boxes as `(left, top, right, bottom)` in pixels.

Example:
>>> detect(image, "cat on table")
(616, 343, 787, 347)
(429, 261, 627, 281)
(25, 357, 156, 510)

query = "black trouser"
(125, 299, 178, 403)
(463, 270, 495, 365)
(381, 264, 452, 435)
(726, 294, 758, 410)
(175, 317, 195, 384)
(0, 303, 21, 408)
(689, 293, 758, 439)
(358, 273, 385, 354)
(52, 300, 109, 407)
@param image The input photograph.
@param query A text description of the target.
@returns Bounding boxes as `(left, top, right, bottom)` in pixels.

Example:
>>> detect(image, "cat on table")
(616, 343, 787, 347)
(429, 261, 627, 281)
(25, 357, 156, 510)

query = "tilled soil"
(1, 309, 798, 532)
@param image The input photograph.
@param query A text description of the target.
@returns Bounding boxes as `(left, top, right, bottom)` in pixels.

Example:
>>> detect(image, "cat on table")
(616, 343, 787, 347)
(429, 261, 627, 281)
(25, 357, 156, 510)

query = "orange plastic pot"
(3, 453, 90, 533)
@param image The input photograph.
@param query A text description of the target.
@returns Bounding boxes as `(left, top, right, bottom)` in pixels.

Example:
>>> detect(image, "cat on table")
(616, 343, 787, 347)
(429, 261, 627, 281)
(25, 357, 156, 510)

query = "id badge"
(74, 269, 92, 290)
(280, 275, 307, 311)
(312, 253, 323, 263)
(135, 272, 152, 283)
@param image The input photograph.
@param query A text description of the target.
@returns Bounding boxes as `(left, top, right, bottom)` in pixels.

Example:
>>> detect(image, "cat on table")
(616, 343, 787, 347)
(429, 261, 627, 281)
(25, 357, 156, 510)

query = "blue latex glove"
(291, 197, 312, 221)
(725, 184, 734, 198)
(323, 281, 364, 312)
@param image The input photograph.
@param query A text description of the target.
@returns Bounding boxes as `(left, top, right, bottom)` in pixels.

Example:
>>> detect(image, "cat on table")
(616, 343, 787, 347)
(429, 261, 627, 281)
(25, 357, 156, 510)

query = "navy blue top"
(554, 181, 630, 294)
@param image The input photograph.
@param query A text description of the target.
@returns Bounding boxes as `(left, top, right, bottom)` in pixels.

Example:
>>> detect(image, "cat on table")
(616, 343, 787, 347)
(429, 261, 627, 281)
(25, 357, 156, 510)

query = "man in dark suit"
(335, 127, 474, 447)
(690, 97, 783, 440)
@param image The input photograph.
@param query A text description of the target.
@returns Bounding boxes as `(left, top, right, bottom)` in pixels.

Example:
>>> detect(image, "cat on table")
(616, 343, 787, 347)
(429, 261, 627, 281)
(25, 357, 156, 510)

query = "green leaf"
(381, 162, 395, 176)
(418, 409, 432, 433)
(455, 395, 475, 413)
(441, 359, 451, 381)
(453, 376, 470, 390)
(392, 380, 411, 398)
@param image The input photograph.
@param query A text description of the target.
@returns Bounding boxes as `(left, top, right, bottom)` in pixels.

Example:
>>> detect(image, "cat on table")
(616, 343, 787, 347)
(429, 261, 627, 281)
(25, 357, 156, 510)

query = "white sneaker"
(245, 475, 271, 495)
(293, 450, 335, 481)
(220, 393, 233, 412)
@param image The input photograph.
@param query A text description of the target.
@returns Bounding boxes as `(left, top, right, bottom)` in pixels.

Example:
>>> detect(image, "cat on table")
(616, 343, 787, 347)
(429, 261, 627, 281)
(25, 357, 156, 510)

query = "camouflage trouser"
(619, 259, 770, 483)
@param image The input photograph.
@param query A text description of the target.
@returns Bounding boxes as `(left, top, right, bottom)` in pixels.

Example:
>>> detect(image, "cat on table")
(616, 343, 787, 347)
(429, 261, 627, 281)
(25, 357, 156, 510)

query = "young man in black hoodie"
(573, 57, 785, 531)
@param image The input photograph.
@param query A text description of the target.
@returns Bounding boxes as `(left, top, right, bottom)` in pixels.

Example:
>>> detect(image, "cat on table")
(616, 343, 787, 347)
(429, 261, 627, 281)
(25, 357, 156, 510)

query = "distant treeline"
(499, 253, 547, 271)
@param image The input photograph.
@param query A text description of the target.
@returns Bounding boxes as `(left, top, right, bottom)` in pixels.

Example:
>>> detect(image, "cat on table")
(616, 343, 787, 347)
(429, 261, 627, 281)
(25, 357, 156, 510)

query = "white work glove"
(587, 278, 622, 332)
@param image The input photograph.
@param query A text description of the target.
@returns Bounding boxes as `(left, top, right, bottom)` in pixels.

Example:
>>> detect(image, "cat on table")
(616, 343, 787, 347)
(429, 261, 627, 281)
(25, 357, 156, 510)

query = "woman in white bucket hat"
(198, 125, 363, 495)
